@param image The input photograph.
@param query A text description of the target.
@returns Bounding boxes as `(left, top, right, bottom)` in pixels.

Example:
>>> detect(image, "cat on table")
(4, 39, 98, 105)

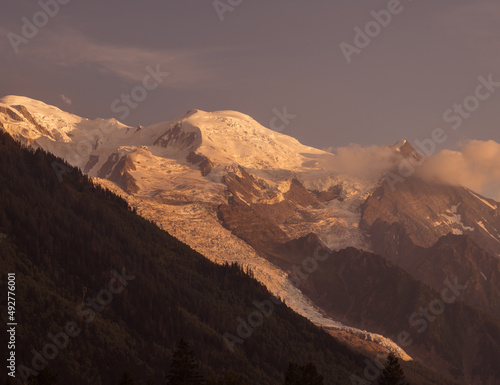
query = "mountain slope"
(0, 131, 372, 385)
(361, 175, 500, 320)
(303, 247, 500, 385)
(362, 175, 500, 258)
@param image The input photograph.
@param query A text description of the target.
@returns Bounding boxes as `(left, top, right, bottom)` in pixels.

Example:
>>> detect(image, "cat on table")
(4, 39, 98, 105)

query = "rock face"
(360, 173, 500, 320)
(13, 104, 55, 139)
(84, 155, 99, 174)
(108, 155, 139, 194)
(0, 104, 55, 139)
(312, 185, 343, 202)
(361, 175, 500, 257)
(186, 151, 213, 176)
(0, 105, 24, 121)
(154, 123, 202, 151)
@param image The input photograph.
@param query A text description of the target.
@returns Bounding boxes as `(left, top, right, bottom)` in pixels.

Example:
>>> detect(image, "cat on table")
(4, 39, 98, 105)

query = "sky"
(1, 0, 499, 151)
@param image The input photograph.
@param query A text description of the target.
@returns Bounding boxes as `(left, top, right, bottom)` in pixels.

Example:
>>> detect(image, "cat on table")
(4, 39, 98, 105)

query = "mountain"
(2, 95, 500, 384)
(288, 245, 500, 384)
(0, 95, 405, 357)
(0, 130, 464, 385)
(361, 174, 500, 320)
(0, 131, 370, 385)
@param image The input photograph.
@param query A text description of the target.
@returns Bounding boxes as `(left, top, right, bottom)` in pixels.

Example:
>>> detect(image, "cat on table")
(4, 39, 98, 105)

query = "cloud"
(16, 30, 216, 89)
(324, 140, 500, 202)
(60, 94, 72, 105)
(416, 140, 500, 201)
(325, 144, 399, 182)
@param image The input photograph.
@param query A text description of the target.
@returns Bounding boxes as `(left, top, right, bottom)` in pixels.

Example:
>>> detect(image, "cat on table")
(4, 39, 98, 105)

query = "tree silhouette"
(166, 338, 204, 384)
(283, 362, 323, 385)
(377, 353, 409, 385)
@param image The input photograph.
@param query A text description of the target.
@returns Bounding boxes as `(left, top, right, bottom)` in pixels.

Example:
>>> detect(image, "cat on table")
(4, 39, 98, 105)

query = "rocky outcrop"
(97, 152, 139, 194)
(13, 105, 55, 139)
(312, 184, 343, 202)
(154, 123, 201, 151)
(83, 155, 99, 174)
(186, 151, 213, 176)
(218, 169, 326, 251)
(0, 105, 24, 121)
(361, 176, 500, 256)
(284, 178, 318, 207)
(98, 153, 121, 179)
(109, 155, 139, 194)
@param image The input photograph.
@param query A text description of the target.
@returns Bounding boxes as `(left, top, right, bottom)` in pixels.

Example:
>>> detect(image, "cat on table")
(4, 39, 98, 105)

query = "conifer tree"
(377, 353, 409, 385)
(166, 338, 204, 385)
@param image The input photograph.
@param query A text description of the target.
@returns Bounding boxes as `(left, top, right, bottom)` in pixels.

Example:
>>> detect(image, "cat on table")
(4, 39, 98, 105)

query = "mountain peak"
(156, 108, 330, 171)
(1, 95, 61, 112)
(390, 139, 422, 161)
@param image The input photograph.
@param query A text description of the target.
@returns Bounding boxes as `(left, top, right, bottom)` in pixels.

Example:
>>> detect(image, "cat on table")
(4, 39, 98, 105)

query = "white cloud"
(325, 144, 399, 183)
(416, 140, 500, 201)
(324, 140, 500, 202)
(19, 30, 216, 89)
(60, 94, 72, 105)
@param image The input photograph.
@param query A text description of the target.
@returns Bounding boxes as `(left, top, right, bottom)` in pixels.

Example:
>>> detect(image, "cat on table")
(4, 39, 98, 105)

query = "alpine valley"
(1, 95, 500, 385)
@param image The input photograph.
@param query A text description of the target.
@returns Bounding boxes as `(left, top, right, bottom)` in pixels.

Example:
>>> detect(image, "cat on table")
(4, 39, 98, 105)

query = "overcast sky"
(1, 0, 499, 150)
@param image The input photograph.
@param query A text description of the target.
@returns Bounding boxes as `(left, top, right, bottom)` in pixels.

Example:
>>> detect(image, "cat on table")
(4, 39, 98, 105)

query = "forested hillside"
(0, 132, 368, 384)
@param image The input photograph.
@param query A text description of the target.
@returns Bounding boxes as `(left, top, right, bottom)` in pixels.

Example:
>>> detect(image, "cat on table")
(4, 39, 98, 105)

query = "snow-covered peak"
(0, 95, 80, 123)
(152, 108, 333, 172)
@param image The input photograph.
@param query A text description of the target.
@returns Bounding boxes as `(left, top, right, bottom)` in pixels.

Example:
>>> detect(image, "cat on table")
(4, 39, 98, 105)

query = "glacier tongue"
(97, 177, 411, 361)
